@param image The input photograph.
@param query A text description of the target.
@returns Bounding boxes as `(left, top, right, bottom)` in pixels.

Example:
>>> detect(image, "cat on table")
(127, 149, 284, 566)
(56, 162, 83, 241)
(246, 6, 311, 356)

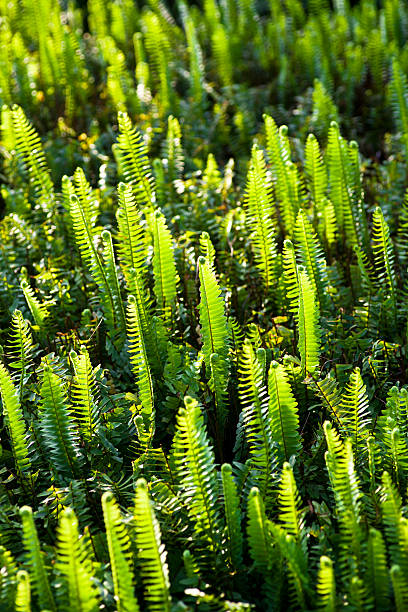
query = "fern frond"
(70, 194, 120, 341)
(7, 309, 34, 400)
(310, 375, 343, 429)
(316, 556, 336, 612)
(372, 206, 397, 323)
(221, 463, 243, 569)
(390, 58, 408, 157)
(247, 486, 274, 572)
(199, 231, 216, 272)
(269, 522, 309, 609)
(102, 492, 140, 612)
(339, 367, 371, 451)
(238, 340, 276, 501)
(116, 110, 156, 211)
(268, 361, 301, 462)
(133, 478, 171, 612)
(304, 133, 327, 207)
(127, 294, 154, 423)
(19, 506, 55, 611)
(72, 167, 99, 234)
(198, 256, 229, 432)
(14, 571, 30, 612)
(39, 360, 81, 479)
(152, 211, 179, 320)
(294, 209, 329, 310)
(198, 256, 229, 370)
(282, 239, 300, 313)
(20, 279, 50, 328)
(162, 115, 184, 183)
(101, 229, 127, 348)
(297, 267, 321, 376)
(0, 546, 17, 610)
(366, 528, 389, 611)
(116, 181, 147, 290)
(11, 105, 54, 201)
(244, 145, 277, 292)
(0, 361, 31, 476)
(380, 471, 408, 583)
(56, 507, 100, 612)
(172, 396, 223, 558)
(327, 121, 359, 245)
(70, 346, 100, 443)
(324, 422, 363, 565)
(278, 462, 304, 546)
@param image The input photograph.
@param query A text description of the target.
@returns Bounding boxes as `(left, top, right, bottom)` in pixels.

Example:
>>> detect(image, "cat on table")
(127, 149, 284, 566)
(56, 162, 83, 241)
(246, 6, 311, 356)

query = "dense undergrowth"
(2, 0, 408, 609)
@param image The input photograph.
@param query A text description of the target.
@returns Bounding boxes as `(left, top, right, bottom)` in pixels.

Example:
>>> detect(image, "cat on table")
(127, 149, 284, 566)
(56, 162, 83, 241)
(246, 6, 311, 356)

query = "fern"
(39, 360, 81, 479)
(7, 309, 34, 401)
(127, 294, 154, 424)
(116, 182, 147, 291)
(14, 571, 30, 612)
(102, 492, 140, 612)
(70, 346, 100, 443)
(294, 208, 329, 310)
(56, 507, 100, 612)
(316, 556, 336, 612)
(390, 58, 408, 157)
(366, 528, 389, 611)
(20, 279, 50, 329)
(324, 422, 363, 568)
(278, 462, 305, 547)
(247, 487, 273, 571)
(297, 267, 321, 376)
(221, 463, 243, 569)
(339, 367, 371, 451)
(198, 256, 229, 434)
(268, 361, 301, 462)
(152, 211, 179, 320)
(244, 145, 277, 292)
(116, 110, 155, 208)
(372, 206, 397, 325)
(133, 478, 171, 612)
(19, 506, 55, 611)
(282, 239, 300, 313)
(69, 194, 121, 343)
(0, 361, 31, 477)
(172, 396, 223, 560)
(304, 133, 327, 207)
(238, 340, 277, 501)
(11, 105, 54, 201)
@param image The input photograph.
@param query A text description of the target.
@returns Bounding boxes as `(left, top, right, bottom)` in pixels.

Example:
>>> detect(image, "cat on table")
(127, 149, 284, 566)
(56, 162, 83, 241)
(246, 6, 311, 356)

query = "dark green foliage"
(2, 0, 408, 610)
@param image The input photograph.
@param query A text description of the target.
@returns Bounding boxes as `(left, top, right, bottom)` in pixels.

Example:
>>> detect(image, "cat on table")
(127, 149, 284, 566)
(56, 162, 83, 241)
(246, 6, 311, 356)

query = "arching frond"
(133, 478, 171, 612)
(102, 492, 140, 612)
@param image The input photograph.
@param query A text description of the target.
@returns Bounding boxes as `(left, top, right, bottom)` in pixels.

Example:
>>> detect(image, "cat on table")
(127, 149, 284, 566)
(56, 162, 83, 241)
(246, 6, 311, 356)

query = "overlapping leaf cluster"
(2, 0, 408, 610)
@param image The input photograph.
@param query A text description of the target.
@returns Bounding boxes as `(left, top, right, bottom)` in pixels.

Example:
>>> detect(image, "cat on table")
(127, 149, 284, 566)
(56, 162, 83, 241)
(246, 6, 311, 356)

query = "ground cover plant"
(3, 0, 408, 609)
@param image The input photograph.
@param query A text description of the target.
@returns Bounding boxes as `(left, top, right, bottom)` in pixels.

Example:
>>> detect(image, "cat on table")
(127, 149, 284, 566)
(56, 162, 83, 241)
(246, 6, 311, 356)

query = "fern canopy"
(2, 0, 408, 610)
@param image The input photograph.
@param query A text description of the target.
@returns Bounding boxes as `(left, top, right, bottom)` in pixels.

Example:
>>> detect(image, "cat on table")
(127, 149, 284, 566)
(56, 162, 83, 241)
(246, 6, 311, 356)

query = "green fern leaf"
(316, 556, 336, 612)
(102, 492, 140, 612)
(268, 361, 301, 462)
(19, 506, 55, 611)
(116, 110, 156, 212)
(14, 571, 30, 612)
(172, 396, 223, 559)
(0, 361, 31, 476)
(39, 360, 81, 479)
(56, 507, 100, 612)
(70, 346, 100, 443)
(133, 478, 171, 612)
(152, 211, 179, 320)
(297, 267, 321, 376)
(221, 463, 243, 569)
